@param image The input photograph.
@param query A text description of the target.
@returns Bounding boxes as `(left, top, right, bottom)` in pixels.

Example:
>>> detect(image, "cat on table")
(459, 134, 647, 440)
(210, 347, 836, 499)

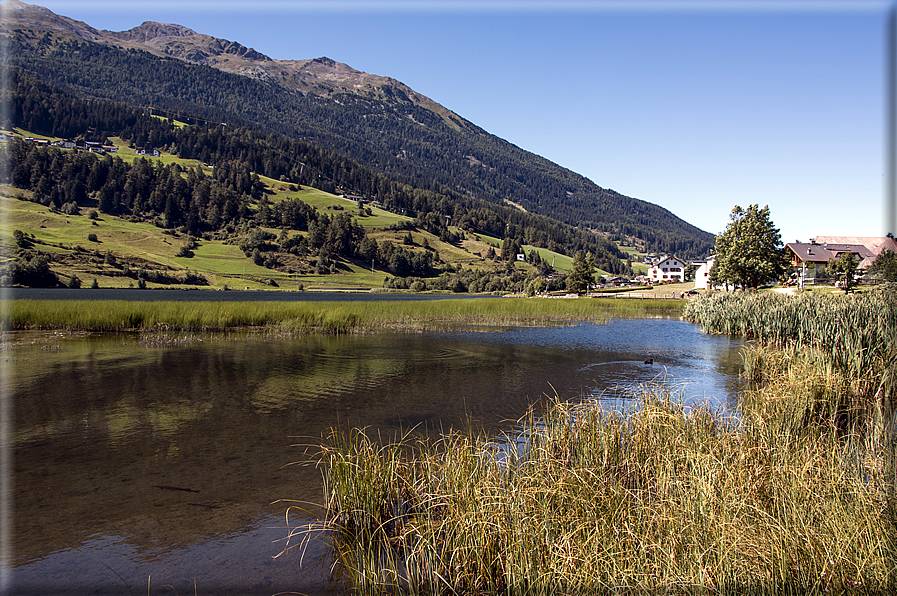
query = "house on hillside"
(785, 236, 895, 285)
(692, 256, 716, 290)
(647, 255, 686, 283)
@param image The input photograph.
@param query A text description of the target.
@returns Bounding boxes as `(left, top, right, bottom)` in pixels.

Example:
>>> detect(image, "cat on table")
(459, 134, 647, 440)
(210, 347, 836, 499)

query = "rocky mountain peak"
(311, 57, 338, 67)
(110, 21, 198, 42)
(1, 0, 100, 39)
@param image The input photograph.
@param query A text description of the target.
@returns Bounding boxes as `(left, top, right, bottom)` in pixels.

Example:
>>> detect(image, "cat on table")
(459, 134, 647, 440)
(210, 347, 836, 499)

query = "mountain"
(1, 0, 715, 258)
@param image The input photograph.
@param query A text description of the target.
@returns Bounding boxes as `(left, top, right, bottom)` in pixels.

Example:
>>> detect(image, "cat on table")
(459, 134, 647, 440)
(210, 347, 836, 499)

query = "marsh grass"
(7, 296, 682, 333)
(313, 386, 896, 595)
(685, 287, 897, 404)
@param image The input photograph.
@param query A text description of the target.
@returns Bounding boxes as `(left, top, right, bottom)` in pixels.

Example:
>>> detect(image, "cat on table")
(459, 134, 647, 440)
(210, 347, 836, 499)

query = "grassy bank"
(5, 296, 683, 333)
(313, 387, 896, 595)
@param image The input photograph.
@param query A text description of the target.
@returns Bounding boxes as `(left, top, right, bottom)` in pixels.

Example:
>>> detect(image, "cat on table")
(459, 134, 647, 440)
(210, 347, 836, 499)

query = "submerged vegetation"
(307, 287, 897, 594)
(6, 296, 683, 333)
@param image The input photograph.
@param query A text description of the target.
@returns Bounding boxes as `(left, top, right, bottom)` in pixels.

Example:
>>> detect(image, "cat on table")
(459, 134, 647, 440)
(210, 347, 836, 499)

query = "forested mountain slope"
(4, 71, 632, 283)
(1, 0, 715, 258)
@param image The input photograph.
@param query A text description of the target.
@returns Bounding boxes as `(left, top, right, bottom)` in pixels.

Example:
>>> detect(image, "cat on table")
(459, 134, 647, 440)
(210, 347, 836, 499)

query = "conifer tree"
(566, 252, 595, 295)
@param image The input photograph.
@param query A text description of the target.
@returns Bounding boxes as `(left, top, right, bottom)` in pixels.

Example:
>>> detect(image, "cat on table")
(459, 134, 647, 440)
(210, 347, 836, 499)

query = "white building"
(692, 256, 716, 290)
(647, 255, 687, 283)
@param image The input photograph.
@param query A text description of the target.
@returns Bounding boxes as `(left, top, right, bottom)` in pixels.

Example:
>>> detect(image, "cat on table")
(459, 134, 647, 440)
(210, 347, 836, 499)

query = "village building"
(647, 255, 686, 283)
(785, 236, 896, 286)
(692, 256, 716, 290)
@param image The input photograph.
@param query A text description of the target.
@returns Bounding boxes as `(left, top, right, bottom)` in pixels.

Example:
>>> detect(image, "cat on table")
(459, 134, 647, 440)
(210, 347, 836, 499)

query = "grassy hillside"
(2, 176, 579, 291)
(2, 186, 391, 289)
(4, 122, 601, 292)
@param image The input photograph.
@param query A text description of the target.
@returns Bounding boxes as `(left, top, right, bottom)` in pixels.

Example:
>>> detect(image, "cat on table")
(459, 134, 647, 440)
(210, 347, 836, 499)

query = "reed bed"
(313, 386, 896, 595)
(684, 286, 897, 403)
(6, 296, 681, 333)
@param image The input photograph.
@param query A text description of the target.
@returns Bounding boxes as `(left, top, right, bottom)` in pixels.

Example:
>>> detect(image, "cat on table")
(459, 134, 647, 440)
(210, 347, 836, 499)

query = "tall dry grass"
(311, 385, 896, 595)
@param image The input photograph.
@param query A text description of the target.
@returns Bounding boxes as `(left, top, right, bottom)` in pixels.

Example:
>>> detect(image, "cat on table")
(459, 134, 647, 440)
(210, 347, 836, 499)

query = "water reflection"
(10, 319, 744, 595)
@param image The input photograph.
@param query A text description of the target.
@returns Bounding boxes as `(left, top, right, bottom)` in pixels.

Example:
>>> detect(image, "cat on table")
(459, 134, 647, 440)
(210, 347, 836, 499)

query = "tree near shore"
(566, 252, 596, 295)
(828, 251, 859, 292)
(870, 247, 897, 282)
(710, 204, 788, 290)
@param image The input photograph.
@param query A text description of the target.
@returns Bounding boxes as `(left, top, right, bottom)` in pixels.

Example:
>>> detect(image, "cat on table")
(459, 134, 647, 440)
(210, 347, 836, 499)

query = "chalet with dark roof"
(786, 237, 895, 271)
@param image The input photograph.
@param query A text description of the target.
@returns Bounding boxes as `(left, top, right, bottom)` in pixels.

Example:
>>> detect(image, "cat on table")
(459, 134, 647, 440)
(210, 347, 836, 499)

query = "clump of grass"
(313, 385, 897, 595)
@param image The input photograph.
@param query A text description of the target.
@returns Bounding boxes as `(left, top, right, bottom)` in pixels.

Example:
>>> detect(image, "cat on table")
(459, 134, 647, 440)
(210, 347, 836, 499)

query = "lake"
(8, 317, 744, 595)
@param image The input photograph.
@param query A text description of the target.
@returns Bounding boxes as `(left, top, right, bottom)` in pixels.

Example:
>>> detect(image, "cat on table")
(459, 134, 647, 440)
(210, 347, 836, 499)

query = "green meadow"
(5, 129, 630, 289)
(269, 186, 413, 229)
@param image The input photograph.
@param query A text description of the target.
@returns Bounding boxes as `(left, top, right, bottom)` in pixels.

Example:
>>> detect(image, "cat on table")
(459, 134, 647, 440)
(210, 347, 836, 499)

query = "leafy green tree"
(870, 248, 897, 282)
(828, 251, 859, 292)
(526, 277, 546, 297)
(710, 205, 788, 289)
(11, 253, 57, 287)
(566, 252, 595, 295)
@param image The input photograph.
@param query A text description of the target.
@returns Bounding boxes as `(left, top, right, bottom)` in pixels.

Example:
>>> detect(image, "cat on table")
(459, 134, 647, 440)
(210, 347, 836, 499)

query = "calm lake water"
(8, 317, 744, 595)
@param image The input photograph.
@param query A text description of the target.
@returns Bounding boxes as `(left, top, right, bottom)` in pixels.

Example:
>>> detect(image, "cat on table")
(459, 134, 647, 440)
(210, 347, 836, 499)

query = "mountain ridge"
(1, 0, 716, 258)
(2, 0, 463, 130)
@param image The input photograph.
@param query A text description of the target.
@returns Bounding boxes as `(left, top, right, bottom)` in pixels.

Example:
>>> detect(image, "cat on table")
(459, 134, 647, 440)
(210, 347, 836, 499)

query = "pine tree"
(566, 252, 595, 295)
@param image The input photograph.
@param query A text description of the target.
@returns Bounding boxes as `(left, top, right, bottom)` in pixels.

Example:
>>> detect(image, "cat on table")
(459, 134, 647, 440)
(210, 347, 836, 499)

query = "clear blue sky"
(25, 0, 895, 246)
